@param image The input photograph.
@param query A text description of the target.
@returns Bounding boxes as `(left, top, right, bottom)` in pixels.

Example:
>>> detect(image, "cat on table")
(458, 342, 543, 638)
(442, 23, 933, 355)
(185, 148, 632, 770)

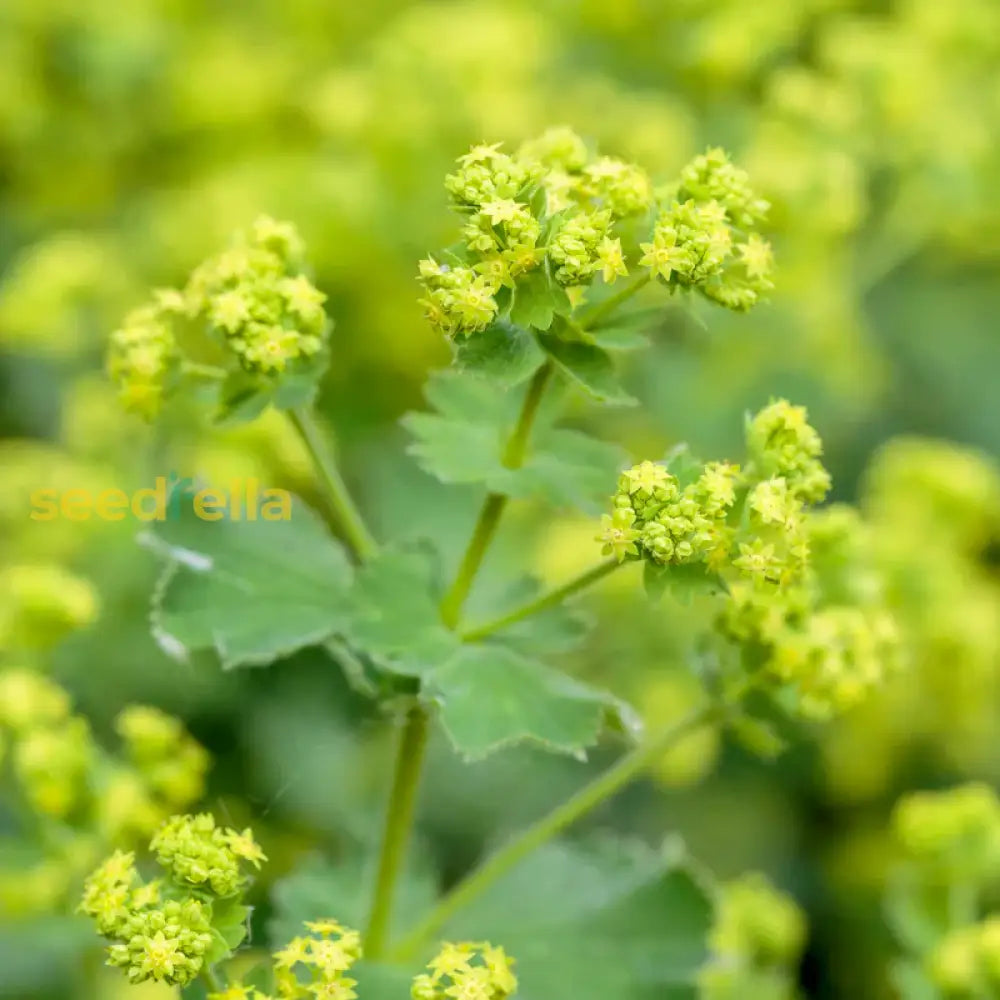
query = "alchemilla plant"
(49, 128, 917, 998)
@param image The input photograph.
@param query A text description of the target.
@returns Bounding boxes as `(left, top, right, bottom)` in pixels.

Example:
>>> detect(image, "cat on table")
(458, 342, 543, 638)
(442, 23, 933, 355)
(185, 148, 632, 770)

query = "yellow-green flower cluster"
(699, 873, 806, 1000)
(80, 849, 214, 986)
(721, 506, 900, 720)
(598, 459, 740, 568)
(80, 815, 264, 987)
(0, 670, 208, 916)
(0, 562, 100, 652)
(641, 148, 773, 312)
(150, 813, 266, 897)
(926, 919, 1000, 998)
(418, 129, 766, 339)
(598, 402, 899, 720)
(116, 706, 210, 818)
(268, 919, 363, 1000)
(598, 400, 827, 586)
(548, 210, 616, 287)
(412, 941, 518, 1000)
(892, 783, 1000, 887)
(186, 216, 328, 375)
(107, 290, 183, 420)
(417, 261, 501, 338)
(107, 217, 329, 419)
(746, 399, 831, 503)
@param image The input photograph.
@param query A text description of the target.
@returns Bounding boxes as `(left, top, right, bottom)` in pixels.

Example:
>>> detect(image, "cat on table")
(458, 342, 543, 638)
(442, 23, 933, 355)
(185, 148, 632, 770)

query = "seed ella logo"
(30, 472, 293, 522)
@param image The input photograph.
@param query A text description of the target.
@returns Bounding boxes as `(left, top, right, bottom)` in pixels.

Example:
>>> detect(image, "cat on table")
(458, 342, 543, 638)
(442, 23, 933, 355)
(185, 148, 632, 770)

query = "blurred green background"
(1, 1, 999, 997)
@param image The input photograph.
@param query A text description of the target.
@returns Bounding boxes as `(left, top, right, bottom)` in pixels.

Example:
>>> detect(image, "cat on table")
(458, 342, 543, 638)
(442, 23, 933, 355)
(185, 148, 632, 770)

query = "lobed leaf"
(454, 320, 546, 388)
(143, 490, 354, 668)
(426, 645, 639, 760)
(403, 370, 626, 512)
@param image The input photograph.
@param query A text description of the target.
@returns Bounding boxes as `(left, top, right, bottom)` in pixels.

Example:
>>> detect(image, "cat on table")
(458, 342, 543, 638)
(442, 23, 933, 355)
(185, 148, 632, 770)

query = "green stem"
(201, 966, 224, 992)
(390, 701, 720, 959)
(579, 274, 651, 330)
(181, 361, 228, 380)
(365, 707, 431, 958)
(459, 559, 622, 643)
(438, 361, 554, 629)
(288, 407, 377, 562)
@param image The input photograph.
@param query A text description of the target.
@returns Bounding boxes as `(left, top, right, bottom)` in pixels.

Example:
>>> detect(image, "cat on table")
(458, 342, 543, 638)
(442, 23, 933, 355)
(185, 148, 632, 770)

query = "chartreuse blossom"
(0, 562, 99, 651)
(0, 669, 207, 917)
(80, 814, 265, 987)
(699, 874, 806, 1000)
(641, 148, 773, 311)
(887, 784, 1000, 999)
(81, 832, 520, 1000)
(599, 400, 900, 720)
(412, 940, 518, 1000)
(108, 216, 330, 418)
(418, 128, 768, 339)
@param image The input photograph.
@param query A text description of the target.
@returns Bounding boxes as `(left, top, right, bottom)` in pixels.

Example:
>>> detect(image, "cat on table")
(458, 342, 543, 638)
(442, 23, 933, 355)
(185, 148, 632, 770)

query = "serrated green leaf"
(143, 490, 353, 668)
(538, 332, 637, 406)
(509, 267, 571, 331)
(440, 837, 715, 1000)
(340, 547, 459, 676)
(454, 321, 545, 387)
(427, 645, 637, 760)
(403, 371, 626, 512)
(643, 561, 727, 605)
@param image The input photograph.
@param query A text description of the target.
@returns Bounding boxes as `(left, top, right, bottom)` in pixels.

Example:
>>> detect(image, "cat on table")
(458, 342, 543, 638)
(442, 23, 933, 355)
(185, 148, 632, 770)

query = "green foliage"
(147, 491, 354, 668)
(428, 646, 636, 760)
(404, 371, 626, 510)
(441, 838, 714, 1000)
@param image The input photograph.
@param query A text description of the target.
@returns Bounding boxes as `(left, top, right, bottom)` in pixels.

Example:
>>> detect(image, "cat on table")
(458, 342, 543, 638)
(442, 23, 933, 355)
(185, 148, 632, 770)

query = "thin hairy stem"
(391, 701, 721, 959)
(459, 559, 622, 643)
(365, 707, 431, 958)
(439, 360, 554, 629)
(288, 407, 377, 562)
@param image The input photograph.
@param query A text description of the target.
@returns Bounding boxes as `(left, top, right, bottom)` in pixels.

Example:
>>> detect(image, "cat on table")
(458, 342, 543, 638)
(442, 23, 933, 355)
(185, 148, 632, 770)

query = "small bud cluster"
(892, 783, 1000, 886)
(116, 707, 210, 827)
(0, 562, 99, 652)
(0, 669, 207, 914)
(745, 399, 831, 504)
(598, 459, 740, 569)
(887, 784, 1000, 999)
(926, 919, 1000, 998)
(80, 814, 265, 987)
(699, 874, 805, 1000)
(80, 849, 213, 986)
(412, 941, 518, 1000)
(107, 292, 182, 419)
(599, 402, 900, 720)
(187, 217, 327, 374)
(720, 505, 900, 720)
(151, 813, 265, 897)
(419, 129, 768, 339)
(641, 149, 773, 312)
(267, 919, 363, 1000)
(107, 217, 329, 419)
(598, 399, 827, 585)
